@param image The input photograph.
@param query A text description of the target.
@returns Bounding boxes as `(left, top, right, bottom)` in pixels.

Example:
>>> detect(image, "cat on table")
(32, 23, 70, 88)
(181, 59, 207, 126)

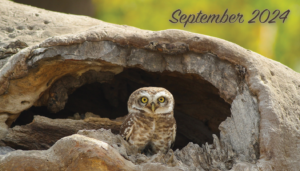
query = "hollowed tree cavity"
(15, 68, 231, 150)
(0, 20, 263, 168)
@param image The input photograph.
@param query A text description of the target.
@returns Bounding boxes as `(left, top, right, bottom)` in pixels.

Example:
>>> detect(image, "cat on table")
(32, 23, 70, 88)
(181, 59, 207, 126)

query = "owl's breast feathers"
(119, 112, 176, 153)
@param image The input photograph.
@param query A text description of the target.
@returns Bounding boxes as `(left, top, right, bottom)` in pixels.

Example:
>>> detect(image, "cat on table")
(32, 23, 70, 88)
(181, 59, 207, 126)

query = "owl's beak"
(151, 102, 156, 112)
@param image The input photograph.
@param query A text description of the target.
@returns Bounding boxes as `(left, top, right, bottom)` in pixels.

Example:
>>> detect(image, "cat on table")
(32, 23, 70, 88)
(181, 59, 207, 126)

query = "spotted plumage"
(120, 87, 176, 155)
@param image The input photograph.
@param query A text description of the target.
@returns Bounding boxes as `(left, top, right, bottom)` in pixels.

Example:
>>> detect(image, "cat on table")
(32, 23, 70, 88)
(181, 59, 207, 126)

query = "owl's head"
(128, 87, 174, 115)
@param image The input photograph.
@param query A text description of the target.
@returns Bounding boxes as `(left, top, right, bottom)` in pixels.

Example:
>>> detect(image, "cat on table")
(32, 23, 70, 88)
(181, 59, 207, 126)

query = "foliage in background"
(92, 0, 300, 72)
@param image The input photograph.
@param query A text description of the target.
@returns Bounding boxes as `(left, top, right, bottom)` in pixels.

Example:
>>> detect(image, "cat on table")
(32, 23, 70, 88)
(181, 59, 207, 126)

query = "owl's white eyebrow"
(153, 91, 168, 100)
(139, 92, 151, 98)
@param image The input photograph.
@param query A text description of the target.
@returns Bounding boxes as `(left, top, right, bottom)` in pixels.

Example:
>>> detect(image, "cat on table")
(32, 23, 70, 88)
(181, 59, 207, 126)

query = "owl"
(120, 87, 176, 155)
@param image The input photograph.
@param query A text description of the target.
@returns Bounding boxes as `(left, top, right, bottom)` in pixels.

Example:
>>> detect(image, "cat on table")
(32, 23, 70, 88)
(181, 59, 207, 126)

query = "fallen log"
(2, 115, 122, 150)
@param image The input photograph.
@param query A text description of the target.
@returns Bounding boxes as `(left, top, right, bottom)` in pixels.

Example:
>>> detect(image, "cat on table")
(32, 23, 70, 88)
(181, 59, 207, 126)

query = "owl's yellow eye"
(141, 97, 148, 103)
(158, 97, 165, 103)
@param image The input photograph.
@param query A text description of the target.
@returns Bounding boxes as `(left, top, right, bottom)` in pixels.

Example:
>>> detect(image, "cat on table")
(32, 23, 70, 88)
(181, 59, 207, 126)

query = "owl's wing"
(171, 122, 177, 148)
(119, 114, 135, 141)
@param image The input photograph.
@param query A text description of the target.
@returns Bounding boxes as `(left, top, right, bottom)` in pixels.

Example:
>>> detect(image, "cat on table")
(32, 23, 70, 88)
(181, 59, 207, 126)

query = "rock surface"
(0, 0, 102, 50)
(0, 0, 299, 171)
(0, 146, 14, 155)
(0, 114, 8, 146)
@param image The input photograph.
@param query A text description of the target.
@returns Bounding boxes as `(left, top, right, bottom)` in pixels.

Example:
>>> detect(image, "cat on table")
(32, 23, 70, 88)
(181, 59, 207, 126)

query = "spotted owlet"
(120, 87, 176, 155)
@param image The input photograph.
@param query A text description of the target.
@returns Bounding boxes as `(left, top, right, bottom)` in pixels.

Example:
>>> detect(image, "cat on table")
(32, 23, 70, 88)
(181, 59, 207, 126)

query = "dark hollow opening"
(14, 68, 231, 150)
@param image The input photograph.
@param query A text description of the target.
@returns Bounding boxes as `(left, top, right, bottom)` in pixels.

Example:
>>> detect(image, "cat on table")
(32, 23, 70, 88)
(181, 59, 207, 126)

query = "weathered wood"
(74, 129, 240, 170)
(2, 115, 122, 150)
(0, 134, 137, 171)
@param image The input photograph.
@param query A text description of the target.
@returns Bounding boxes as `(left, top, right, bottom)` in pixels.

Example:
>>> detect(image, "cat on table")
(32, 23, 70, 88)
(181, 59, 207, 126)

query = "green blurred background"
(92, 0, 300, 72)
(14, 0, 300, 72)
